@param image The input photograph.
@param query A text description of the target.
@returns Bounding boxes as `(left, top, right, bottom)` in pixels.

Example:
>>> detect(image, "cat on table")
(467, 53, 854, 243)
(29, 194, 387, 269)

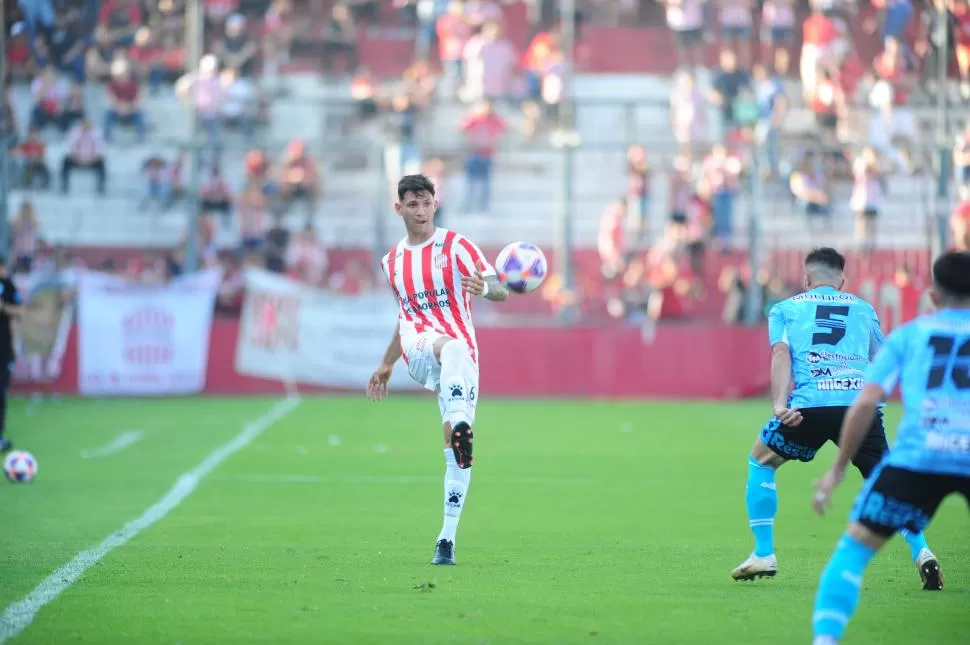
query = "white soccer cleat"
(731, 553, 778, 581)
(916, 548, 944, 591)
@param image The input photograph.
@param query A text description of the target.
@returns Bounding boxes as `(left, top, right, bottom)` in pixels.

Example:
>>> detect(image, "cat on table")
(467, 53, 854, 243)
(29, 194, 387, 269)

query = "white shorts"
(401, 331, 480, 424)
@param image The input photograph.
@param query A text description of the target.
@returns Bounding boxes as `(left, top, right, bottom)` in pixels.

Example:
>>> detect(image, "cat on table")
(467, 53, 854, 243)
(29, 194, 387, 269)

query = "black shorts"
(759, 407, 888, 476)
(851, 464, 970, 537)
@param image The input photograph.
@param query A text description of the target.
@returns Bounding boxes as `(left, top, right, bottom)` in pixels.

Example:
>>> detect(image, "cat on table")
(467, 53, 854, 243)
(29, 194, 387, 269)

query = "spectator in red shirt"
(98, 0, 143, 48)
(276, 139, 322, 218)
(6, 22, 34, 82)
(437, 1, 472, 87)
(104, 61, 147, 143)
(460, 99, 505, 212)
(129, 27, 166, 95)
(17, 127, 50, 190)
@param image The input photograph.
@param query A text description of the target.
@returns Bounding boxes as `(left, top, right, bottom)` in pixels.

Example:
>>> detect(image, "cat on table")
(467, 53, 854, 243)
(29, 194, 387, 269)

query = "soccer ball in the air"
(495, 242, 548, 294)
(4, 450, 38, 483)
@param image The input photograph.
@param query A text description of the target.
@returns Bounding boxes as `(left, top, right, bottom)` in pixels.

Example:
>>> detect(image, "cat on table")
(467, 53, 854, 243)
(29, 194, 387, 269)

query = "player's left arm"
(457, 238, 509, 302)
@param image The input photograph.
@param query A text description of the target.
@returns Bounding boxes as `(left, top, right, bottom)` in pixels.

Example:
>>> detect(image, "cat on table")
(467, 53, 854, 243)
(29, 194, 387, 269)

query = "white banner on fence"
(78, 268, 222, 396)
(235, 268, 420, 391)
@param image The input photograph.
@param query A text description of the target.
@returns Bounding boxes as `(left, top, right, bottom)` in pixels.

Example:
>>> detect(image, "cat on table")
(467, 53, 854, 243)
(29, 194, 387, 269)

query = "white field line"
(80, 430, 143, 459)
(211, 474, 594, 486)
(0, 396, 301, 644)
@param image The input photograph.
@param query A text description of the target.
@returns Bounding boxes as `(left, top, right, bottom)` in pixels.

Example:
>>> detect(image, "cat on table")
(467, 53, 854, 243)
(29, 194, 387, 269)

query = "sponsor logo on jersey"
(400, 288, 452, 315)
(816, 377, 864, 391)
(807, 350, 866, 364)
(812, 363, 864, 378)
(925, 430, 970, 453)
(856, 491, 931, 532)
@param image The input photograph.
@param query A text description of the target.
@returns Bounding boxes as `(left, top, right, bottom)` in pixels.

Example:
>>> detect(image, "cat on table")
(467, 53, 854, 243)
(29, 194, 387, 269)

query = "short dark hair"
(932, 252, 970, 301)
(804, 247, 846, 273)
(397, 174, 436, 201)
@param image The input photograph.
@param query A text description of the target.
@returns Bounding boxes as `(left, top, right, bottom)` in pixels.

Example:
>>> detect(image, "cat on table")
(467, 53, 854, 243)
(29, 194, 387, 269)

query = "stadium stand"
(3, 0, 967, 326)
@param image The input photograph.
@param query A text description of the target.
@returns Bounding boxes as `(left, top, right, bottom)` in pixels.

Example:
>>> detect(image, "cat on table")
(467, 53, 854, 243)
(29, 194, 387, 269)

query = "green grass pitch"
(1, 396, 968, 644)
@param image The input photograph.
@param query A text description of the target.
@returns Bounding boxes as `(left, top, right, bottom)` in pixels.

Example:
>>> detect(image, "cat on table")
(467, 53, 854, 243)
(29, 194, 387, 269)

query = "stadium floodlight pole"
(0, 21, 9, 255)
(184, 0, 205, 272)
(554, 0, 578, 324)
(932, 4, 951, 258)
(742, 157, 764, 325)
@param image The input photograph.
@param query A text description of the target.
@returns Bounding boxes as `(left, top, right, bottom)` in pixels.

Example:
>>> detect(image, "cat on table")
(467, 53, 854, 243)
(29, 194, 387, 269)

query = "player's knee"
(751, 440, 785, 468)
(440, 339, 470, 366)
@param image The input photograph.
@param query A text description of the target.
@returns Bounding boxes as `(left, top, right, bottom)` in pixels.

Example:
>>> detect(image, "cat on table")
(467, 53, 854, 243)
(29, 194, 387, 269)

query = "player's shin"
(746, 457, 778, 557)
(813, 534, 877, 642)
(438, 448, 471, 544)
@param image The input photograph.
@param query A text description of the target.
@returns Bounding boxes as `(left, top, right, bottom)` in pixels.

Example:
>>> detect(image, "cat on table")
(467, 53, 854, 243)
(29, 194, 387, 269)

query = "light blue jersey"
(866, 309, 970, 477)
(768, 286, 884, 410)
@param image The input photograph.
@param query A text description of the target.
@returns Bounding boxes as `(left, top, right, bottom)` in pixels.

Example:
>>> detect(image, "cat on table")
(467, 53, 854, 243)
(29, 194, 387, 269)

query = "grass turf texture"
(2, 396, 969, 644)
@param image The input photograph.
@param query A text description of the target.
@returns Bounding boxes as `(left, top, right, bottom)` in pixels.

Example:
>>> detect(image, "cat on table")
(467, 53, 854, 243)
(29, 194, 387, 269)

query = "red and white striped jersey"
(381, 228, 495, 363)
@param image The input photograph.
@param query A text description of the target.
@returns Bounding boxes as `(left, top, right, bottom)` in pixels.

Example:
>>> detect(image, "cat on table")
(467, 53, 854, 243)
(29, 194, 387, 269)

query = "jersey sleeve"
(865, 326, 908, 395)
(454, 236, 496, 278)
(867, 305, 886, 361)
(768, 302, 789, 346)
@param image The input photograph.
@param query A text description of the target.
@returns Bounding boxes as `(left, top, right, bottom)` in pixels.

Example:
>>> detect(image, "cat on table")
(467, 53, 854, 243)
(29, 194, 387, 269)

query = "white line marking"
(0, 396, 300, 644)
(80, 431, 143, 459)
(211, 474, 594, 486)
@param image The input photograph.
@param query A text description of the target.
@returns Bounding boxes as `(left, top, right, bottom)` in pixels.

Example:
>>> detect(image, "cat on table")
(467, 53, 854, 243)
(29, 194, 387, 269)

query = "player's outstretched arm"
(461, 261, 509, 302)
(367, 324, 402, 401)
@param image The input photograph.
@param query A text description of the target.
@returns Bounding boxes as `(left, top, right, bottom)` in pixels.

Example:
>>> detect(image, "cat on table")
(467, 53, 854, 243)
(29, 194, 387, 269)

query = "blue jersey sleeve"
(768, 303, 788, 346)
(865, 326, 908, 395)
(867, 307, 885, 360)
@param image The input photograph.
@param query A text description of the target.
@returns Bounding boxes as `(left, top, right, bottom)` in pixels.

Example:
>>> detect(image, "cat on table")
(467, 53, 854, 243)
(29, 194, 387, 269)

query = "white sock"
(437, 448, 471, 543)
(439, 341, 475, 428)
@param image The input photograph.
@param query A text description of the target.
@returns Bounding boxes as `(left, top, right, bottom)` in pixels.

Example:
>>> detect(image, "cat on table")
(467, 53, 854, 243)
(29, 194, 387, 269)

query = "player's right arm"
(368, 256, 403, 402)
(768, 303, 802, 427)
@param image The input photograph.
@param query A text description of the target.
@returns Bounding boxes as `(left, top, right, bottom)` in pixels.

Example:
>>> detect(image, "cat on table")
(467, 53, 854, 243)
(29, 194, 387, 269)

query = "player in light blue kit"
(732, 248, 940, 586)
(811, 251, 970, 644)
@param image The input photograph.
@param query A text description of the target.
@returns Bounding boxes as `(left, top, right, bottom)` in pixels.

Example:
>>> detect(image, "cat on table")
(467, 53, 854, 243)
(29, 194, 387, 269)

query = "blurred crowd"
(592, 0, 970, 328)
(4, 0, 970, 327)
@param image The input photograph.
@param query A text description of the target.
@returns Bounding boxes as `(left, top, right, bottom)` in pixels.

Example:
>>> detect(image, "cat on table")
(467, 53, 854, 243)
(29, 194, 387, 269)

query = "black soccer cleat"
(0, 439, 12, 453)
(432, 539, 456, 565)
(918, 554, 944, 591)
(451, 422, 474, 469)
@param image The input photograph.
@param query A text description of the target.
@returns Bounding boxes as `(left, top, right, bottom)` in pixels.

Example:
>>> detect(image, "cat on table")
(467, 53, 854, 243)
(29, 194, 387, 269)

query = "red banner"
(11, 321, 770, 399)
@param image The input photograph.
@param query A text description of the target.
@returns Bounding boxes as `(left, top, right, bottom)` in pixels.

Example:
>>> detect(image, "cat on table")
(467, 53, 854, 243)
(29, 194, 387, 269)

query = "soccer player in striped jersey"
(367, 174, 509, 566)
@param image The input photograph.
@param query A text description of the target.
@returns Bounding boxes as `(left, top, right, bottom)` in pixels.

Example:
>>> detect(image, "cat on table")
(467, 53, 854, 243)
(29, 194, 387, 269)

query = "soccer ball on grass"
(495, 242, 548, 294)
(4, 450, 38, 483)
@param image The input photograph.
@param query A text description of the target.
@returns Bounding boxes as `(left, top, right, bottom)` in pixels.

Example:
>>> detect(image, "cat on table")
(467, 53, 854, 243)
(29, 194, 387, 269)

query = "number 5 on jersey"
(813, 305, 850, 345)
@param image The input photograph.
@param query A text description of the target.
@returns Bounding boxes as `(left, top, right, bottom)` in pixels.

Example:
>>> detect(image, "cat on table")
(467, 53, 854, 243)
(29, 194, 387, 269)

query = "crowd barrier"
(11, 321, 771, 399)
(13, 265, 933, 400)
